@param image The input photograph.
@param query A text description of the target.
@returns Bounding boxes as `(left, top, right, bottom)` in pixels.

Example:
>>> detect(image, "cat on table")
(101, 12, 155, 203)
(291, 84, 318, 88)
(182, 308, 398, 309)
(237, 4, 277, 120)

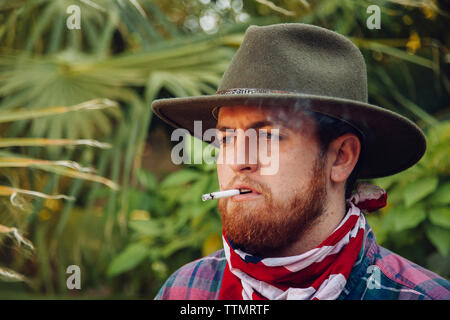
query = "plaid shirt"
(155, 224, 450, 300)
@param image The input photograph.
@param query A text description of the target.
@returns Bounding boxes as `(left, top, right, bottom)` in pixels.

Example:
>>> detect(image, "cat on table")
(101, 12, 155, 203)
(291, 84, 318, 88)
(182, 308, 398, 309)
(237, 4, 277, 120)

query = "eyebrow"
(216, 120, 279, 132)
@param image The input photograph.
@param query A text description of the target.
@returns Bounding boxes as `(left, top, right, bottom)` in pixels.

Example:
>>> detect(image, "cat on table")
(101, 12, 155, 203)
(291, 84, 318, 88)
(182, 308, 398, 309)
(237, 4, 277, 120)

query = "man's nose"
(229, 132, 259, 174)
(230, 161, 258, 173)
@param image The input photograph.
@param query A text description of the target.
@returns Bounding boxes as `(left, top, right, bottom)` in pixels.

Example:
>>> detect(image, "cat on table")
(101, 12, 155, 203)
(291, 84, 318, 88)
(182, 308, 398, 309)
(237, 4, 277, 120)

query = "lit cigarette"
(202, 189, 252, 201)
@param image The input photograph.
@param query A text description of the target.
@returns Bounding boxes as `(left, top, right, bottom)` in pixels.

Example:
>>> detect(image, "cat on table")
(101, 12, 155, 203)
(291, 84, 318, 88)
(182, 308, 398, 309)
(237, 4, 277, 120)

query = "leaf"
(428, 182, 450, 206)
(160, 169, 202, 189)
(107, 243, 149, 277)
(136, 169, 158, 191)
(0, 138, 111, 149)
(383, 183, 405, 204)
(389, 205, 426, 232)
(129, 220, 164, 237)
(254, 0, 296, 16)
(353, 38, 435, 69)
(0, 185, 74, 201)
(0, 224, 34, 250)
(0, 267, 27, 283)
(11, 162, 119, 190)
(425, 224, 450, 257)
(161, 233, 205, 258)
(0, 99, 118, 123)
(179, 175, 210, 203)
(403, 177, 439, 207)
(371, 174, 399, 191)
(429, 207, 450, 229)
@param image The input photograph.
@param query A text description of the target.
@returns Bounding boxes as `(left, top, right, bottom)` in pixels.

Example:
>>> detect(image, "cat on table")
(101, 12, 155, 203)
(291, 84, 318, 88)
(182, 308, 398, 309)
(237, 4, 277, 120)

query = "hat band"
(216, 88, 294, 95)
(212, 88, 295, 119)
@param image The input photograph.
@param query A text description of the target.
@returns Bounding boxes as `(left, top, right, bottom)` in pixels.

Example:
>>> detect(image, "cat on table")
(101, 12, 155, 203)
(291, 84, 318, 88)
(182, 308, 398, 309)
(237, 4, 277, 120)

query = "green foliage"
(403, 177, 439, 207)
(0, 99, 117, 285)
(368, 122, 450, 277)
(0, 0, 232, 297)
(105, 161, 221, 295)
(107, 243, 149, 277)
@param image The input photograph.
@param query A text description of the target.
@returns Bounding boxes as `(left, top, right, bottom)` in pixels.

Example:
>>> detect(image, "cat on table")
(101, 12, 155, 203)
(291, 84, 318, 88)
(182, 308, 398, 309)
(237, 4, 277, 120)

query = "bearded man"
(152, 23, 449, 300)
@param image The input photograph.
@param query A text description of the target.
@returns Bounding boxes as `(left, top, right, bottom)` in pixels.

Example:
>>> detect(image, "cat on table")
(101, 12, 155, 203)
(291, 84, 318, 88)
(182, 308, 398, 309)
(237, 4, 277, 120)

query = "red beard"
(218, 156, 328, 257)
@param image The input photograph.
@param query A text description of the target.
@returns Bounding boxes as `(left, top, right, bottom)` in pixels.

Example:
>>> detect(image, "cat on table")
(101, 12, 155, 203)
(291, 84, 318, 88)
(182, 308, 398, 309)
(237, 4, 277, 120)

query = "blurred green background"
(0, 0, 448, 298)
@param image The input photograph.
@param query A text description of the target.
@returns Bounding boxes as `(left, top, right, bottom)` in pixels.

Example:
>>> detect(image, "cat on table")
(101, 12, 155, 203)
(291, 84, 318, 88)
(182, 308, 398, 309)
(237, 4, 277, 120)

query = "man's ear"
(329, 133, 361, 183)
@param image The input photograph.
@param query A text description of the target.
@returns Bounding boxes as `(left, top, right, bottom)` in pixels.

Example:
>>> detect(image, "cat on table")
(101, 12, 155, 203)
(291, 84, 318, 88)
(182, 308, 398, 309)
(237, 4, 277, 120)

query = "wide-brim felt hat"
(152, 23, 426, 179)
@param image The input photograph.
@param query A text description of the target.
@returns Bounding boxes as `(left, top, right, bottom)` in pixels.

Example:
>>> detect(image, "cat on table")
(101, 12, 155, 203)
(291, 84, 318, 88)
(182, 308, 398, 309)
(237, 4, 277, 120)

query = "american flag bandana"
(219, 183, 387, 300)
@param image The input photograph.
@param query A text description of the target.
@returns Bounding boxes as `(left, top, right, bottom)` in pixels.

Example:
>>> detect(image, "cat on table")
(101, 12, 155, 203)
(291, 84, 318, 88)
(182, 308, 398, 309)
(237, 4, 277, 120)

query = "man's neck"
(276, 196, 347, 257)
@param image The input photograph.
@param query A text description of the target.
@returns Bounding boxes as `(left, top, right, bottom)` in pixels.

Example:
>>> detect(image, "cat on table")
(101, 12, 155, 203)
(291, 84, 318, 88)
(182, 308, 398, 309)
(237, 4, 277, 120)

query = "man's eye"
(220, 135, 233, 145)
(259, 131, 279, 140)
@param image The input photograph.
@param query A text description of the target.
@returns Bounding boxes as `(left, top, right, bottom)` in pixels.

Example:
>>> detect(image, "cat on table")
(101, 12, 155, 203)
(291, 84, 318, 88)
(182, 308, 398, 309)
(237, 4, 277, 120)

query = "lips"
(231, 184, 262, 202)
(233, 184, 261, 194)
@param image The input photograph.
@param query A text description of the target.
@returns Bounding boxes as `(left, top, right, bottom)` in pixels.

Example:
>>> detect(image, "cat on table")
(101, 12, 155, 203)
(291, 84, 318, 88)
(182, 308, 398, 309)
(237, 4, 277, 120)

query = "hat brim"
(151, 93, 426, 179)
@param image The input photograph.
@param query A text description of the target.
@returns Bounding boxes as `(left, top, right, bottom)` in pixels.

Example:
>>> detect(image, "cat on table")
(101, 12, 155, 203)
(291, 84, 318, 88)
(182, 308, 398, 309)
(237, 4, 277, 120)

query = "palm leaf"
(0, 266, 28, 283)
(0, 223, 34, 249)
(352, 38, 435, 69)
(0, 138, 111, 149)
(0, 98, 118, 123)
(0, 156, 118, 189)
